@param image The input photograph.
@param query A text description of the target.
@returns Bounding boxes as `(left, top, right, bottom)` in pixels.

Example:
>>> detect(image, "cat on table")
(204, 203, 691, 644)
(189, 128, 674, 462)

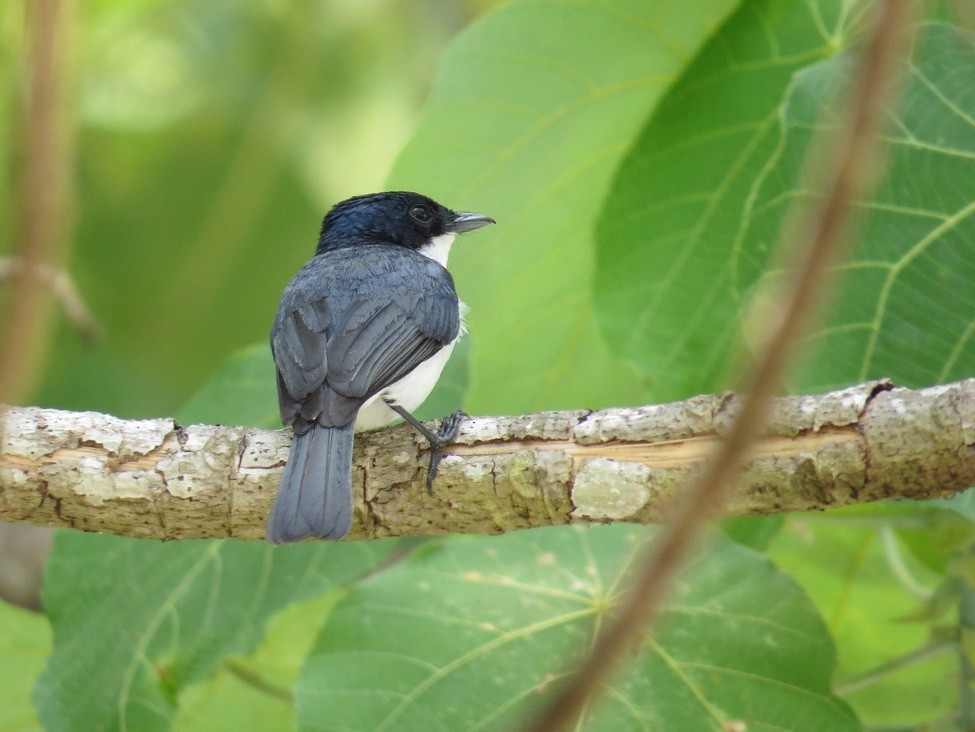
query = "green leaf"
(769, 514, 955, 727)
(887, 504, 975, 576)
(798, 501, 975, 577)
(176, 344, 279, 429)
(172, 670, 294, 732)
(33, 533, 396, 732)
(297, 525, 857, 731)
(936, 487, 975, 523)
(389, 0, 741, 414)
(172, 592, 339, 732)
(594, 0, 852, 399)
(750, 22, 975, 392)
(0, 602, 50, 732)
(721, 514, 785, 551)
(595, 8, 975, 398)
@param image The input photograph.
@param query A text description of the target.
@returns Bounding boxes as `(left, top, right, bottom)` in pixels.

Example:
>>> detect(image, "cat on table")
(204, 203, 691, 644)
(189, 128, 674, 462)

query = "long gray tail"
(266, 424, 355, 544)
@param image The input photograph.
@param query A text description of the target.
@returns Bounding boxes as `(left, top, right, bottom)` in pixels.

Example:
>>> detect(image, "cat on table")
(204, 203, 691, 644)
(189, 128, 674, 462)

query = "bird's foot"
(425, 409, 466, 494)
(384, 402, 467, 494)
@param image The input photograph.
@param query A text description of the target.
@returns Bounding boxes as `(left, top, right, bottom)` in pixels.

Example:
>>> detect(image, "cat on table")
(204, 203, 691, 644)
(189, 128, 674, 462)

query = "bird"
(266, 191, 495, 544)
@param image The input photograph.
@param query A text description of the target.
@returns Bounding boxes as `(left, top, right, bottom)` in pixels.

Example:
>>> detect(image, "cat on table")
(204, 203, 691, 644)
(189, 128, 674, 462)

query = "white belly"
(354, 335, 459, 432)
(354, 236, 464, 432)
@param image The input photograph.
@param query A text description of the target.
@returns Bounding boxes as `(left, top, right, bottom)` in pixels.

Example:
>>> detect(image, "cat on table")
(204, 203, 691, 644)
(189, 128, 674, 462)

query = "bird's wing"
(271, 250, 460, 429)
(271, 298, 332, 428)
(319, 286, 459, 425)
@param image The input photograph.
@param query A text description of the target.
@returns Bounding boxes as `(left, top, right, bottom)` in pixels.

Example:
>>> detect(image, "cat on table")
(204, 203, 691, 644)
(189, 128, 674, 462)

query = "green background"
(3, 1, 975, 730)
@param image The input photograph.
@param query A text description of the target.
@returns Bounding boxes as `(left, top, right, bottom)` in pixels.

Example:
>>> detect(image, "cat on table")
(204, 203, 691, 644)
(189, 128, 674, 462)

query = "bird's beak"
(447, 211, 495, 234)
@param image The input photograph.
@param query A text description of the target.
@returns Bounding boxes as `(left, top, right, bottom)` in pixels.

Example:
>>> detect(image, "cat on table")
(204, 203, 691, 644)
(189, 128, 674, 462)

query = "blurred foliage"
(4, 0, 975, 731)
(0, 601, 51, 732)
(1, 0, 491, 419)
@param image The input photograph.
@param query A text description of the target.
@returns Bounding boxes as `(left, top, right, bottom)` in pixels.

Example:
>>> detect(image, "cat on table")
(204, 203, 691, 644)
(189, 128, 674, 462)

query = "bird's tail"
(266, 424, 355, 544)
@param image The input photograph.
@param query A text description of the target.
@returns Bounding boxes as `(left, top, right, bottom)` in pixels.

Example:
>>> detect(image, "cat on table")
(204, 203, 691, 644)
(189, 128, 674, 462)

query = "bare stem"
(0, 0, 77, 405)
(223, 659, 294, 703)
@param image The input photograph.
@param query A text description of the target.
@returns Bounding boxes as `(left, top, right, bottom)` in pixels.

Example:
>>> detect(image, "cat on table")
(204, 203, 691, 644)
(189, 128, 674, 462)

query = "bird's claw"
(425, 409, 466, 494)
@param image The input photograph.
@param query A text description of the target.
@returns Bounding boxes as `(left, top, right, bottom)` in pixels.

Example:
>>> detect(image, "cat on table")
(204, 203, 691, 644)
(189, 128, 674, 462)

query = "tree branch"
(1, 378, 972, 540)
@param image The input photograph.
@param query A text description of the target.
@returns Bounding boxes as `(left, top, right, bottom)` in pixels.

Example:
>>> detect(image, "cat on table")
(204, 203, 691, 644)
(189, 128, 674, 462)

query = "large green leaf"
(296, 526, 858, 731)
(593, 0, 860, 399)
(595, 6, 975, 398)
(745, 22, 975, 392)
(33, 533, 396, 732)
(389, 0, 740, 414)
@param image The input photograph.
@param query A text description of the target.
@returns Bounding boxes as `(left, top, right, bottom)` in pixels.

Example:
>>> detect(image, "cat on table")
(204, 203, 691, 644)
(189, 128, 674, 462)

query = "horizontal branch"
(1, 379, 973, 540)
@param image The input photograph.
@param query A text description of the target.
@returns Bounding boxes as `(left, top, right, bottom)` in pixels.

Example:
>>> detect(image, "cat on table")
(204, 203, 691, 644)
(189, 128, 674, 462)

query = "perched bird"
(266, 191, 494, 544)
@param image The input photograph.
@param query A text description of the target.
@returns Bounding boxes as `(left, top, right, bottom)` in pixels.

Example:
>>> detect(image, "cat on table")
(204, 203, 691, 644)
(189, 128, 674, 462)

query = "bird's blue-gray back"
(271, 244, 460, 432)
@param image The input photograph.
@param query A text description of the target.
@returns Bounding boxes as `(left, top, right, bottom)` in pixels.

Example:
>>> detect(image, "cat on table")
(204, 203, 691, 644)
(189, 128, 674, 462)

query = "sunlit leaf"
(769, 513, 955, 727)
(171, 592, 338, 732)
(390, 0, 741, 414)
(593, 0, 858, 398)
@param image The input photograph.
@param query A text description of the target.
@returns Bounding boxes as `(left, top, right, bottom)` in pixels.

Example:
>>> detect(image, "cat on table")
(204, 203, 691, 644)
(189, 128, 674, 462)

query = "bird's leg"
(385, 401, 466, 494)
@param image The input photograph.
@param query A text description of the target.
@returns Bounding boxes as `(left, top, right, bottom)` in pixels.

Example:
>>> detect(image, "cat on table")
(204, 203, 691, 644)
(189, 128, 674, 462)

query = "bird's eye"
(410, 205, 433, 223)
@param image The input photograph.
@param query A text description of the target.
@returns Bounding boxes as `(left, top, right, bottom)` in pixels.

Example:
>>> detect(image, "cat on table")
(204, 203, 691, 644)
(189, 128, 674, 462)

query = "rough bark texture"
(1, 378, 973, 541)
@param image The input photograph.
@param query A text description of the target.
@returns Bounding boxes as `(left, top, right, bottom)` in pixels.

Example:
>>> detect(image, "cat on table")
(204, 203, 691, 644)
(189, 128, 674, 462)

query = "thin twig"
(526, 3, 917, 730)
(223, 658, 295, 703)
(0, 0, 78, 617)
(0, 258, 101, 342)
(834, 638, 956, 696)
(879, 526, 934, 600)
(0, 0, 78, 404)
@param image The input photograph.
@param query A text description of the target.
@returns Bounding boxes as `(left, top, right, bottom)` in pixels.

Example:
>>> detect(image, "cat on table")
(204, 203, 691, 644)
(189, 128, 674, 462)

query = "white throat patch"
(417, 232, 457, 267)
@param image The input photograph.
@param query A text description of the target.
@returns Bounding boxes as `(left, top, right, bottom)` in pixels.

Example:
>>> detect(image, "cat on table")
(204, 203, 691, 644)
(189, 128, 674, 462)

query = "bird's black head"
(315, 191, 494, 255)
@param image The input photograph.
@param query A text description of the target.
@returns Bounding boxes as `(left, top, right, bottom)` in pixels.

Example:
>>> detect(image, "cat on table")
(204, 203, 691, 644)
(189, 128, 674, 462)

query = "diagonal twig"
(526, 3, 918, 730)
